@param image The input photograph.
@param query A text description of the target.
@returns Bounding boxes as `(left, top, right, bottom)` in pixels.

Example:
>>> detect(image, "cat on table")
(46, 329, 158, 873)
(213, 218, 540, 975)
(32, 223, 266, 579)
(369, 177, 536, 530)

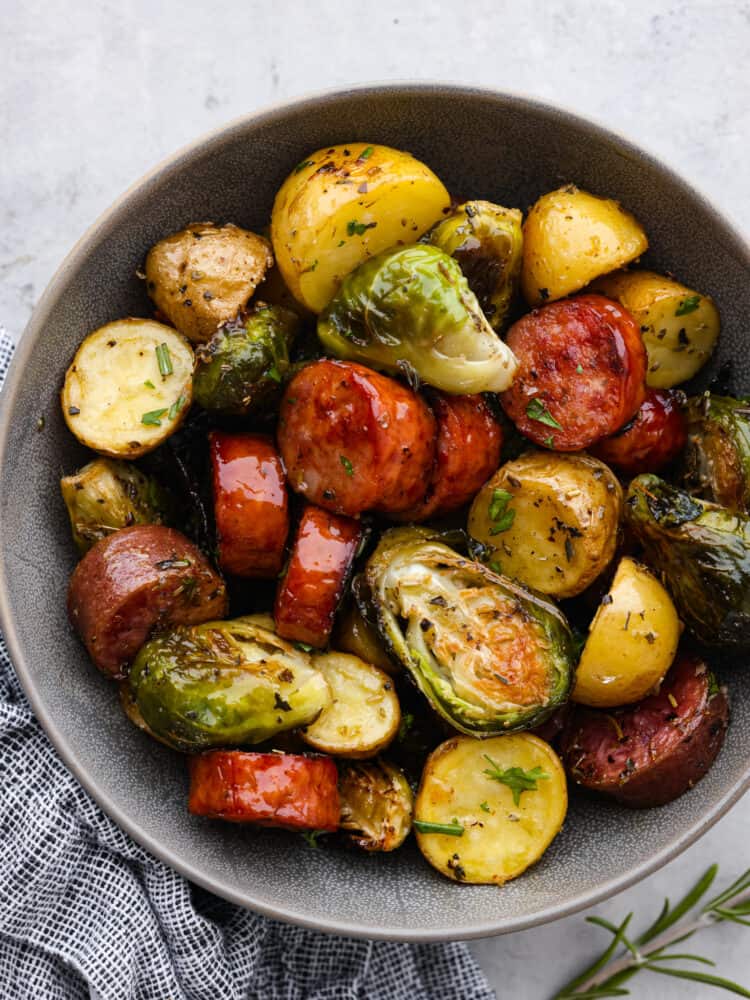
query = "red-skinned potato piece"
(210, 431, 289, 578)
(67, 525, 228, 679)
(277, 359, 436, 517)
(501, 294, 647, 451)
(590, 388, 688, 476)
(188, 750, 340, 831)
(561, 653, 729, 808)
(394, 393, 502, 522)
(274, 504, 362, 648)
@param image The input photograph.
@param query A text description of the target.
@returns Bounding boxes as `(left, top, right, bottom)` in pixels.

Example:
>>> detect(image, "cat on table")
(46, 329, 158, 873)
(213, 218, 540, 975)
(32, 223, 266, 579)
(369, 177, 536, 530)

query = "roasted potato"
(521, 185, 647, 306)
(468, 452, 623, 599)
(573, 557, 681, 707)
(414, 734, 567, 884)
(145, 222, 273, 342)
(61, 319, 193, 458)
(300, 652, 401, 758)
(271, 143, 451, 313)
(592, 270, 720, 388)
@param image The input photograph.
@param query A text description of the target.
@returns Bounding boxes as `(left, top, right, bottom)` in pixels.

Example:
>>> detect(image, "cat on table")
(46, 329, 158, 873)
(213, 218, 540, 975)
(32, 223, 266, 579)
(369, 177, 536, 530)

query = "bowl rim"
(0, 81, 748, 942)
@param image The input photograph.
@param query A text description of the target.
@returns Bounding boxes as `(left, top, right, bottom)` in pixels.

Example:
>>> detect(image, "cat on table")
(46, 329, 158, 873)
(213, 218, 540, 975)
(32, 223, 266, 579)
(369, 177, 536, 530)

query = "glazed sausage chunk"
(277, 359, 436, 516)
(274, 504, 362, 648)
(67, 525, 228, 679)
(188, 750, 340, 831)
(591, 388, 688, 476)
(395, 393, 502, 521)
(210, 431, 289, 578)
(561, 653, 729, 808)
(501, 294, 647, 451)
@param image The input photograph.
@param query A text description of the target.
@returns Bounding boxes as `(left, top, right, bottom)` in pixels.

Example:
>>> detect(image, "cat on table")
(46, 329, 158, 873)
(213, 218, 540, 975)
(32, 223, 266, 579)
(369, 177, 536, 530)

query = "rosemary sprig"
(554, 864, 750, 998)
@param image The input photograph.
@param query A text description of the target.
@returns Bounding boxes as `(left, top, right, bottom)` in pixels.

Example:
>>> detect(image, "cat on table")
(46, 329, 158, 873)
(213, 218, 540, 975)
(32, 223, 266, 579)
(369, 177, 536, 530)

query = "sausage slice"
(68, 525, 228, 679)
(591, 388, 688, 476)
(501, 294, 647, 451)
(561, 653, 729, 807)
(188, 750, 340, 831)
(277, 359, 437, 516)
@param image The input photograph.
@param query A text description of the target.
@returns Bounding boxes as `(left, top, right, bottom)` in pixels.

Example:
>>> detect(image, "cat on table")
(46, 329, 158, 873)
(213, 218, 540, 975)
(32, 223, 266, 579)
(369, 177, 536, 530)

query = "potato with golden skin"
(573, 557, 681, 708)
(468, 452, 623, 600)
(271, 143, 451, 313)
(145, 223, 273, 342)
(521, 185, 648, 306)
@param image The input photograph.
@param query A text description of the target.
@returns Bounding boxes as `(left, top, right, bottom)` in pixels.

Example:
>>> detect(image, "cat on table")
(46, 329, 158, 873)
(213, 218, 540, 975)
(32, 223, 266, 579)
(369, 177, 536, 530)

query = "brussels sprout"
(426, 200, 523, 330)
(317, 244, 518, 394)
(338, 759, 414, 851)
(193, 304, 299, 416)
(626, 474, 750, 648)
(365, 528, 575, 735)
(128, 616, 331, 751)
(60, 458, 173, 553)
(681, 393, 750, 513)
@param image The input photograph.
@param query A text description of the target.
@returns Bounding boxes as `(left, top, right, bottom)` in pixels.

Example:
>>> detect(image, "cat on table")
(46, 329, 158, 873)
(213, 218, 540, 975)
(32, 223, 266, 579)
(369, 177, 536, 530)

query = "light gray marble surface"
(2, 1, 749, 997)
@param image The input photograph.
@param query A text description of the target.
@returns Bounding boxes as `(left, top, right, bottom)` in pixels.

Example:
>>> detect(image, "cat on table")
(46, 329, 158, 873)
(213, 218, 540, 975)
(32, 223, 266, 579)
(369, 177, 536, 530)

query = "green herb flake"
(294, 159, 315, 174)
(526, 397, 564, 430)
(340, 454, 354, 477)
(479, 801, 491, 813)
(576, 364, 584, 374)
(482, 755, 550, 806)
(489, 560, 503, 575)
(675, 294, 701, 316)
(488, 488, 513, 522)
(144, 379, 156, 389)
(359, 145, 375, 160)
(489, 509, 516, 535)
(155, 343, 173, 377)
(544, 435, 554, 447)
(413, 819, 464, 837)
(337, 239, 346, 247)
(294, 641, 315, 654)
(267, 364, 282, 383)
(141, 408, 168, 427)
(168, 394, 187, 421)
(301, 829, 325, 848)
(397, 712, 415, 742)
(347, 219, 377, 237)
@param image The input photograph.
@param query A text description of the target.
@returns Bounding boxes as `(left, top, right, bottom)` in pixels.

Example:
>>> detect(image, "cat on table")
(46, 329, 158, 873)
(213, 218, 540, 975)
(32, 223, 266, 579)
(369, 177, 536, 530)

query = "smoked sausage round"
(591, 388, 687, 476)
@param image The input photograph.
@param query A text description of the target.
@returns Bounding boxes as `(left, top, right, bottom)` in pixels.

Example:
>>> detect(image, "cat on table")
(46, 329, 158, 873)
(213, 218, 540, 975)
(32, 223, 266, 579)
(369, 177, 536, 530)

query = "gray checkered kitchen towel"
(0, 331, 494, 1000)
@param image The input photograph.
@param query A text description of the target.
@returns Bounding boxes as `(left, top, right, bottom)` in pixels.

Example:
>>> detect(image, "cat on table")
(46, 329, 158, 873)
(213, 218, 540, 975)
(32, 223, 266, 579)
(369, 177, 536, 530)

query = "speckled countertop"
(2, 2, 749, 997)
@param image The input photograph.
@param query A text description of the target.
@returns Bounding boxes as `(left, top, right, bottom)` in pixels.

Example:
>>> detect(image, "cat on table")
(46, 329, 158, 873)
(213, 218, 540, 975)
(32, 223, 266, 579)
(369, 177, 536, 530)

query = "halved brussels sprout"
(317, 244, 518, 394)
(681, 393, 750, 514)
(426, 200, 523, 330)
(128, 616, 331, 751)
(365, 528, 575, 735)
(60, 458, 173, 554)
(193, 304, 299, 416)
(626, 474, 750, 648)
(339, 759, 414, 851)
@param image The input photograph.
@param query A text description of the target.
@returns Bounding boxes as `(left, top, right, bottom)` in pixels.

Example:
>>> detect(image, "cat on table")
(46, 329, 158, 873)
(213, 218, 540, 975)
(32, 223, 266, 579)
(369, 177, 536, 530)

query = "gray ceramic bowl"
(0, 84, 747, 941)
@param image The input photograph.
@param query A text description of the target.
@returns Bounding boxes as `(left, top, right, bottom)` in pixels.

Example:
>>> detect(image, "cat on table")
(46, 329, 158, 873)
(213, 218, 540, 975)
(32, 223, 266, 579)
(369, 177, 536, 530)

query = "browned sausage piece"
(561, 653, 729, 807)
(394, 393, 502, 522)
(277, 359, 437, 517)
(68, 525, 228, 679)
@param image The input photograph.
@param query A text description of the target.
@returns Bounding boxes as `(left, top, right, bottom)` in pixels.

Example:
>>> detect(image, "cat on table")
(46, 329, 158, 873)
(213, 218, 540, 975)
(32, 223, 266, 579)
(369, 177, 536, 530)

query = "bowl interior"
(0, 86, 748, 940)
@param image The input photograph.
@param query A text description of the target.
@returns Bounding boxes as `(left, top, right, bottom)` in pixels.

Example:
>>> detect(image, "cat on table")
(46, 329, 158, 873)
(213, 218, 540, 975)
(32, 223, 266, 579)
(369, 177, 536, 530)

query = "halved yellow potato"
(271, 143, 451, 312)
(300, 652, 400, 757)
(521, 185, 648, 305)
(468, 451, 622, 599)
(415, 734, 567, 885)
(61, 319, 193, 458)
(573, 556, 680, 707)
(591, 270, 720, 388)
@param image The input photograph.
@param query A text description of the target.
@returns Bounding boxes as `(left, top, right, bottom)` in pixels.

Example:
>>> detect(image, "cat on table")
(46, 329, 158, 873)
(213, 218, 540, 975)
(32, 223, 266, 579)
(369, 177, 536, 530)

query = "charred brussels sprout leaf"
(626, 474, 750, 648)
(681, 393, 750, 513)
(426, 200, 523, 330)
(365, 528, 575, 735)
(60, 458, 173, 553)
(128, 616, 330, 751)
(317, 244, 518, 394)
(339, 759, 414, 851)
(193, 304, 299, 416)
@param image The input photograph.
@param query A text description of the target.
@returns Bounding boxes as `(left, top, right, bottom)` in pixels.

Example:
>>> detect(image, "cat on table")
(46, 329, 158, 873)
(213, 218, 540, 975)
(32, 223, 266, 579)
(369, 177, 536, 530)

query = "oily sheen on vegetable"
(59, 138, 743, 882)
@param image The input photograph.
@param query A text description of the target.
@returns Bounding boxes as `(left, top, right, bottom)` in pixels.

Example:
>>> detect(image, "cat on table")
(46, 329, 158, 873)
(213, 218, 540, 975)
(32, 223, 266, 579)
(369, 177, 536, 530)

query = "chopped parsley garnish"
(526, 397, 563, 430)
(144, 379, 156, 389)
(482, 755, 550, 806)
(294, 159, 315, 174)
(479, 801, 491, 813)
(168, 394, 187, 420)
(544, 435, 554, 447)
(359, 145, 375, 160)
(675, 294, 701, 316)
(576, 364, 584, 374)
(267, 364, 282, 383)
(294, 641, 315, 653)
(488, 488, 515, 535)
(340, 454, 354, 476)
(347, 219, 377, 237)
(301, 830, 325, 848)
(490, 510, 515, 535)
(141, 407, 168, 426)
(414, 819, 464, 837)
(155, 343, 173, 376)
(489, 560, 503, 575)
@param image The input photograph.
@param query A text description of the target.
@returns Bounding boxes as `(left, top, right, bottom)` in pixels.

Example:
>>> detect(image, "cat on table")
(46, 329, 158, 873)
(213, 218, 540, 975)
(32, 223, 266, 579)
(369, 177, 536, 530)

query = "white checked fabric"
(0, 331, 495, 1000)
